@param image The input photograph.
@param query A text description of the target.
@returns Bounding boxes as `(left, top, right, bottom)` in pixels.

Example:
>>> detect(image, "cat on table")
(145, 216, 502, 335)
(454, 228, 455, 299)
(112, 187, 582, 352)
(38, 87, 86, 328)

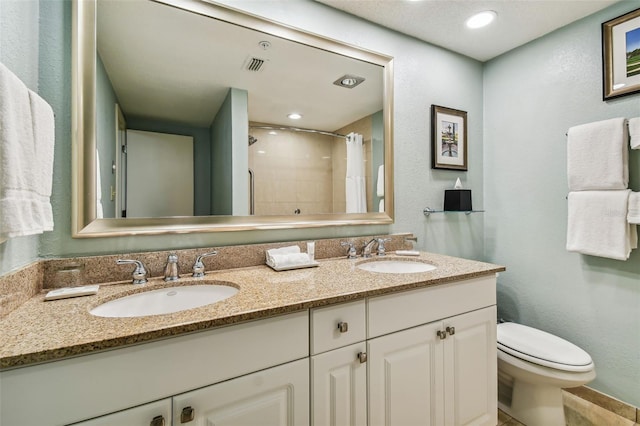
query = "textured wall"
(0, 0, 41, 273)
(484, 2, 640, 407)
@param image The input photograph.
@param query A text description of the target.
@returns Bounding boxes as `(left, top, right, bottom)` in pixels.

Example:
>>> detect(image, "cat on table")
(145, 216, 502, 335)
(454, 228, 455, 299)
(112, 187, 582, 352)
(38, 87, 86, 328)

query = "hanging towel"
(567, 190, 637, 260)
(629, 117, 640, 150)
(376, 164, 384, 197)
(345, 133, 367, 213)
(628, 191, 640, 225)
(378, 198, 385, 213)
(0, 63, 55, 238)
(567, 118, 628, 191)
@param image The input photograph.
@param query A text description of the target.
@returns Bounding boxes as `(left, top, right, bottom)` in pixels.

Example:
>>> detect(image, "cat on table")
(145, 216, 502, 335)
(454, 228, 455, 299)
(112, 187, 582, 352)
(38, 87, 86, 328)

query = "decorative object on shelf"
(602, 8, 640, 100)
(431, 105, 468, 171)
(444, 178, 472, 211)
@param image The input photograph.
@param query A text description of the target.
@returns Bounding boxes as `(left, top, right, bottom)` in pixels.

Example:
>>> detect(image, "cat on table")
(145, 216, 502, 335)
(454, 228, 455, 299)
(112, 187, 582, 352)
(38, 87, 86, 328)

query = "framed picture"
(431, 105, 467, 171)
(602, 8, 640, 100)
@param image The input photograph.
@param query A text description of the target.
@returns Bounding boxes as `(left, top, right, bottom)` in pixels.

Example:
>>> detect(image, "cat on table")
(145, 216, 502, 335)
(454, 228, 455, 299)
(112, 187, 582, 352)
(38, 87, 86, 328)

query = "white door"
(72, 398, 171, 426)
(444, 306, 497, 426)
(311, 342, 367, 426)
(126, 130, 194, 217)
(172, 359, 309, 426)
(368, 322, 444, 426)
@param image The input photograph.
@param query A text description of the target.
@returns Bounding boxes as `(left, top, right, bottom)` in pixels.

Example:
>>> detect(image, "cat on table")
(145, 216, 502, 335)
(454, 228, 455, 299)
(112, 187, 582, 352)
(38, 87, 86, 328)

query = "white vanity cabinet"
(0, 311, 309, 426)
(367, 276, 498, 426)
(172, 358, 309, 426)
(310, 300, 368, 426)
(72, 399, 172, 426)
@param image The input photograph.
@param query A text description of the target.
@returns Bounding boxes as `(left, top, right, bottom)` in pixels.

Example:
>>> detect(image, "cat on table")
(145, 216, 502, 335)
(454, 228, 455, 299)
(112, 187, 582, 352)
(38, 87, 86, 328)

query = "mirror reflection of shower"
(248, 118, 380, 216)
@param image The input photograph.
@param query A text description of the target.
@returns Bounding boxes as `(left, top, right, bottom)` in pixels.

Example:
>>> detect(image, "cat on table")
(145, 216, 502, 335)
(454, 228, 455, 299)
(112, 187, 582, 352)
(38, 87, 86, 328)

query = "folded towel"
(0, 63, 55, 238)
(567, 118, 628, 191)
(628, 191, 640, 224)
(268, 253, 312, 269)
(266, 245, 300, 263)
(567, 190, 636, 260)
(376, 164, 384, 197)
(630, 117, 640, 150)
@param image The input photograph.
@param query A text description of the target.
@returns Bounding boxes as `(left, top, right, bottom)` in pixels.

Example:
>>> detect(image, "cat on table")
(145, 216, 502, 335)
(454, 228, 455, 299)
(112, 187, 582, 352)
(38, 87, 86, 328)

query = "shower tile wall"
(248, 115, 374, 216)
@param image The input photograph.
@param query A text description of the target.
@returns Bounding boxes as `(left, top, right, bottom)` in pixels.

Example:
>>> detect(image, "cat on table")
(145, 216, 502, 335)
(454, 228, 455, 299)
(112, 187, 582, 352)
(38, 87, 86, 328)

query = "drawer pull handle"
(181, 406, 195, 423)
(357, 352, 367, 363)
(446, 326, 456, 336)
(337, 322, 349, 333)
(437, 330, 447, 340)
(150, 416, 165, 426)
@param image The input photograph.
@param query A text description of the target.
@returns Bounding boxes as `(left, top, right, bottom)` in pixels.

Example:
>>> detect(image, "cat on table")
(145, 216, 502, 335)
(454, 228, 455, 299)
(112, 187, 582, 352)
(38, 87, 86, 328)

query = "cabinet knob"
(437, 330, 447, 340)
(181, 406, 195, 423)
(337, 321, 349, 333)
(446, 326, 456, 336)
(357, 352, 367, 363)
(150, 416, 165, 426)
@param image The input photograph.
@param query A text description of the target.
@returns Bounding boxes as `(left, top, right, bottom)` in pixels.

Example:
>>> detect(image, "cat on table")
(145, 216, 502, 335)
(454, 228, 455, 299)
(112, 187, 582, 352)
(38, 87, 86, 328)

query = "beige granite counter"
(0, 252, 504, 370)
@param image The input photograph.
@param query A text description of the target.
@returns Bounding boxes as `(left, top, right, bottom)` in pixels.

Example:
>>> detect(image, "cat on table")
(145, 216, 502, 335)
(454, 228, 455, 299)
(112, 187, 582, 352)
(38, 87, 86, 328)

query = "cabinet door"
(443, 306, 497, 426)
(71, 399, 171, 426)
(368, 322, 444, 426)
(311, 342, 367, 426)
(172, 358, 309, 426)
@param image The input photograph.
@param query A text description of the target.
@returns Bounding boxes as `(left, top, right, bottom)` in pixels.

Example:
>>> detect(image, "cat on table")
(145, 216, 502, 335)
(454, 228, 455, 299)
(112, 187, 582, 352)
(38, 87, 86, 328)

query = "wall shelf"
(423, 207, 485, 216)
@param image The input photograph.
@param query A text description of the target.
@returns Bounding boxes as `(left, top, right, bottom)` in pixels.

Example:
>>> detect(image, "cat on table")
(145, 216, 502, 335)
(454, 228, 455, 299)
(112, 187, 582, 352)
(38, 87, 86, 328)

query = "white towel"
(628, 191, 640, 224)
(567, 190, 636, 260)
(378, 198, 385, 213)
(266, 245, 312, 268)
(567, 118, 628, 191)
(376, 164, 384, 197)
(345, 133, 367, 213)
(629, 117, 640, 150)
(0, 63, 55, 238)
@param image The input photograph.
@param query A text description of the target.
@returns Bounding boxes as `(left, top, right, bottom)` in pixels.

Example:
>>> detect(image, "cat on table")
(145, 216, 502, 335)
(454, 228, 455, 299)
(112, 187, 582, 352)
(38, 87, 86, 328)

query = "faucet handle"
(116, 259, 148, 284)
(192, 251, 217, 277)
(376, 238, 392, 256)
(340, 241, 357, 259)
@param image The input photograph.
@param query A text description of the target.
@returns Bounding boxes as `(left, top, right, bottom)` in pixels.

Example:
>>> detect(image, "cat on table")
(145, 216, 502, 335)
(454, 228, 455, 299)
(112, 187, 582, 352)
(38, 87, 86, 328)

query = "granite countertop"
(0, 252, 504, 370)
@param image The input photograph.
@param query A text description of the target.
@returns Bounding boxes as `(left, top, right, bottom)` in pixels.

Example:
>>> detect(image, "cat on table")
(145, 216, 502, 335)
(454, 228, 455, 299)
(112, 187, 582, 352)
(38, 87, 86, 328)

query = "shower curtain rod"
(249, 125, 347, 139)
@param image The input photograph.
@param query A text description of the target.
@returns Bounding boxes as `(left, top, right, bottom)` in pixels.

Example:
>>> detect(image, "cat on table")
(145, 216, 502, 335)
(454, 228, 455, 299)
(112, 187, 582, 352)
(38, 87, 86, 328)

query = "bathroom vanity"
(0, 252, 503, 426)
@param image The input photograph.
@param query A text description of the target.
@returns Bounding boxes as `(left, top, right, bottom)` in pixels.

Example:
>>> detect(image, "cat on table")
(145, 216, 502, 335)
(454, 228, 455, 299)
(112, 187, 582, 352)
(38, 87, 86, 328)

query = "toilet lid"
(497, 322, 593, 372)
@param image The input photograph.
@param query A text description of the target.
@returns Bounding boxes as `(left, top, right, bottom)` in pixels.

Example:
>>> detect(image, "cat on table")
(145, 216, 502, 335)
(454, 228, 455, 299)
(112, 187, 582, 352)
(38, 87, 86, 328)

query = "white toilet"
(497, 322, 596, 426)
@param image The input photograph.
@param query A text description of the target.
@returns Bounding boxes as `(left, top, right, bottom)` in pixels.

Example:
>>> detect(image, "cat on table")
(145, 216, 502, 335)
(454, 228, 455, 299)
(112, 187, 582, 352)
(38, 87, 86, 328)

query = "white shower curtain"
(345, 132, 367, 213)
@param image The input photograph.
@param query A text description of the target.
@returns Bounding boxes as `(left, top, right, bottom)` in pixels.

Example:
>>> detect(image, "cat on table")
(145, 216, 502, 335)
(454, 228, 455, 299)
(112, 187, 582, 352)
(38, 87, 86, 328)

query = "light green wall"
(484, 2, 640, 407)
(0, 0, 41, 273)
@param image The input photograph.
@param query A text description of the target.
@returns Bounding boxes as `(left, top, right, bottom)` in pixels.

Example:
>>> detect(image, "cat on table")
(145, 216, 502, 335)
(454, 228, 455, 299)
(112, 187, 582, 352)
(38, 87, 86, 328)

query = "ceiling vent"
(244, 56, 268, 72)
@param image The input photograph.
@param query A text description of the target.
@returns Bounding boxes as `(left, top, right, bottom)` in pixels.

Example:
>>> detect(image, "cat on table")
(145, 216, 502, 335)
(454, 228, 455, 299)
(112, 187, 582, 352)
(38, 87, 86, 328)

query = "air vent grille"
(245, 57, 267, 72)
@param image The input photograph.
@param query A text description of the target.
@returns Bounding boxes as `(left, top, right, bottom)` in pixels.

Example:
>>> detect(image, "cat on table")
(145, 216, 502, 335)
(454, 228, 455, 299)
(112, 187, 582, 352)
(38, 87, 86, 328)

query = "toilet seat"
(497, 322, 593, 373)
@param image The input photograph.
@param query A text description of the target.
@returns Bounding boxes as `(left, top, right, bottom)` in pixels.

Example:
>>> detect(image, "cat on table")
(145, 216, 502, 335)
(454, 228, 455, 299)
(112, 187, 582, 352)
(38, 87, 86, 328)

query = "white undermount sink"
(90, 283, 238, 318)
(357, 259, 437, 274)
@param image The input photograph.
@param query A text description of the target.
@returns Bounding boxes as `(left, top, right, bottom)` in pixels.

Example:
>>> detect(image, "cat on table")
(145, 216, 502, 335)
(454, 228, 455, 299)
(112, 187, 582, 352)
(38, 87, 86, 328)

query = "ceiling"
(315, 0, 621, 62)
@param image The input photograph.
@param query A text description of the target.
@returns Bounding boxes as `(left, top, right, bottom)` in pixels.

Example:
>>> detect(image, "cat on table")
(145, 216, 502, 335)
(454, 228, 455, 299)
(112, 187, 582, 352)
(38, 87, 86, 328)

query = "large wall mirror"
(72, 0, 394, 237)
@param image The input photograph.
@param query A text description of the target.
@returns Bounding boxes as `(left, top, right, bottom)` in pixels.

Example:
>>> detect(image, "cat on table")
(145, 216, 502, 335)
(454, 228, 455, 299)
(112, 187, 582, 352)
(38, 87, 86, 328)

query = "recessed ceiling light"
(268, 131, 278, 135)
(333, 75, 365, 89)
(288, 113, 302, 120)
(466, 11, 497, 29)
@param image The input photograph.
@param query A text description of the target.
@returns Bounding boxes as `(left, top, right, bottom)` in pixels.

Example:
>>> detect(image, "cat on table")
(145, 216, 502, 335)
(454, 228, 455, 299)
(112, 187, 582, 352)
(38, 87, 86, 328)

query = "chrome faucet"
(376, 238, 391, 256)
(116, 259, 148, 284)
(164, 253, 179, 282)
(192, 251, 217, 277)
(362, 238, 378, 258)
(340, 241, 358, 259)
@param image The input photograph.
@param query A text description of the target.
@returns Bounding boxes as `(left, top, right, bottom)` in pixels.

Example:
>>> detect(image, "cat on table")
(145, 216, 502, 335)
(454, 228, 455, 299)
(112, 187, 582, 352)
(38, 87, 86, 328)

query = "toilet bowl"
(497, 322, 596, 426)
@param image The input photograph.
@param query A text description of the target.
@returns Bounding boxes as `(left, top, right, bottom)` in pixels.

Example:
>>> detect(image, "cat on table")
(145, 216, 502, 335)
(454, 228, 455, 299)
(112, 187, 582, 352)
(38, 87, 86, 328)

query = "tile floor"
(497, 390, 640, 426)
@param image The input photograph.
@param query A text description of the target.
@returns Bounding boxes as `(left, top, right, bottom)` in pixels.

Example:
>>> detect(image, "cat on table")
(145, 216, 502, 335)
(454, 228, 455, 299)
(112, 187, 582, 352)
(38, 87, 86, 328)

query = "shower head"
(249, 135, 258, 146)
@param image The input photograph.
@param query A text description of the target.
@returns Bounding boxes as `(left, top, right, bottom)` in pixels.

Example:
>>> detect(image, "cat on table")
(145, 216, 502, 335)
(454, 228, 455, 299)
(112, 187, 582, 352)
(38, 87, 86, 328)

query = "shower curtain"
(345, 132, 367, 213)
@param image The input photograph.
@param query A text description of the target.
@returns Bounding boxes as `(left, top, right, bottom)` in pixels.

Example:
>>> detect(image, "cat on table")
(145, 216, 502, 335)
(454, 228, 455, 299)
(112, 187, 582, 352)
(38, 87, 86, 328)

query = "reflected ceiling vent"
(244, 56, 268, 72)
(333, 74, 365, 89)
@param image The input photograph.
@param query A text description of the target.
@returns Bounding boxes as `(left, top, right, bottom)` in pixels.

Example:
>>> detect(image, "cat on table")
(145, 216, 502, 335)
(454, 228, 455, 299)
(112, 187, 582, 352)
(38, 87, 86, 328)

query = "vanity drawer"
(311, 300, 366, 354)
(367, 275, 497, 338)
